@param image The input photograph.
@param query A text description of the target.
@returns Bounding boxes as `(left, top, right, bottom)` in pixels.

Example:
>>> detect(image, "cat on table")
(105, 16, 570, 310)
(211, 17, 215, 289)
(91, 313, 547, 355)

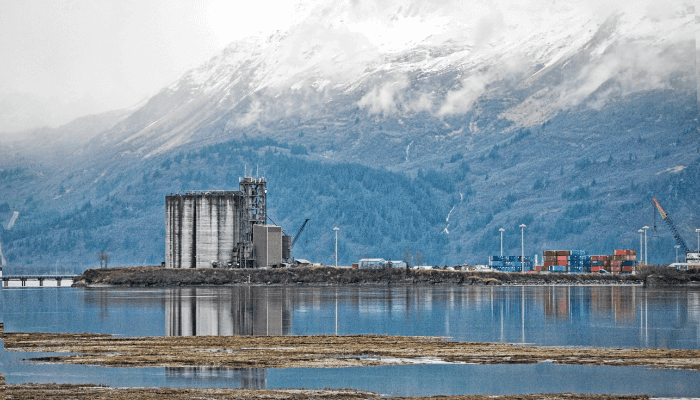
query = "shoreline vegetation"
(6, 332, 700, 371)
(71, 266, 700, 288)
(2, 385, 651, 400)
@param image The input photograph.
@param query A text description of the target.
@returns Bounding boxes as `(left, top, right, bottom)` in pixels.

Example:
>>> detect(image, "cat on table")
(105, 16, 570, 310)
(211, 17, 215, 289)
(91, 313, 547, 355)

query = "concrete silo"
(165, 176, 282, 269)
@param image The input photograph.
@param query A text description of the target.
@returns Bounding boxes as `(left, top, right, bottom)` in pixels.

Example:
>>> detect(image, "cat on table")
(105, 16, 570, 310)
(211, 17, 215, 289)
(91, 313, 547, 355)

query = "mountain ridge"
(0, 0, 697, 269)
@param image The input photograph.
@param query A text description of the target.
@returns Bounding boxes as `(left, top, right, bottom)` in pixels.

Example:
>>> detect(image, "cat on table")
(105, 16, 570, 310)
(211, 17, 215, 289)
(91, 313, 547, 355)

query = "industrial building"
(165, 176, 288, 269)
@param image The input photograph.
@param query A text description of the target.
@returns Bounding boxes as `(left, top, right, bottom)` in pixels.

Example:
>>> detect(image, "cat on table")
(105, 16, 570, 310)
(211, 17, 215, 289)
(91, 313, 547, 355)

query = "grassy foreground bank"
(7, 332, 700, 370)
(3, 385, 649, 400)
(70, 265, 700, 287)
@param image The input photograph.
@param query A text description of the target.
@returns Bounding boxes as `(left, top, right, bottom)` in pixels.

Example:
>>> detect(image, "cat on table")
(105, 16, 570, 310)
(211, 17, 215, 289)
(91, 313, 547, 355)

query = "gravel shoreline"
(71, 266, 646, 287)
(69, 266, 700, 288)
(3, 384, 651, 400)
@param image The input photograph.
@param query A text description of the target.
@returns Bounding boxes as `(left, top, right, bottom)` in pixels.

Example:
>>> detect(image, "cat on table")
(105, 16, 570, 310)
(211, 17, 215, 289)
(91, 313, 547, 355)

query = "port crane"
(291, 218, 310, 248)
(280, 218, 310, 263)
(652, 198, 700, 268)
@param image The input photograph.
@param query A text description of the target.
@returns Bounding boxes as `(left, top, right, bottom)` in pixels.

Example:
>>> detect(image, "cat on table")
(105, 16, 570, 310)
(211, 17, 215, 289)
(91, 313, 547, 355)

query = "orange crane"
(652, 198, 690, 254)
(652, 198, 700, 268)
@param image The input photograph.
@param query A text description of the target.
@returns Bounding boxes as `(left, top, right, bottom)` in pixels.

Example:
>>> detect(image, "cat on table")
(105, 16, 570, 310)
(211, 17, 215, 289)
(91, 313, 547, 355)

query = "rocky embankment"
(66, 266, 698, 287)
(4, 384, 650, 400)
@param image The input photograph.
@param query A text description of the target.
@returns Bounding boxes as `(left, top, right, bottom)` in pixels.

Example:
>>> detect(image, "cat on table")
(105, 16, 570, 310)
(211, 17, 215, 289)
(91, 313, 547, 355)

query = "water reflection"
(159, 285, 700, 349)
(165, 367, 265, 388)
(4, 285, 700, 349)
(165, 287, 292, 336)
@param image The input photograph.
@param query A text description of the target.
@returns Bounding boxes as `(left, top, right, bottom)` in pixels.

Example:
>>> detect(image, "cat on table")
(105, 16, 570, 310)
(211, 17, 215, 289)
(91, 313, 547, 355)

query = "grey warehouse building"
(165, 176, 285, 269)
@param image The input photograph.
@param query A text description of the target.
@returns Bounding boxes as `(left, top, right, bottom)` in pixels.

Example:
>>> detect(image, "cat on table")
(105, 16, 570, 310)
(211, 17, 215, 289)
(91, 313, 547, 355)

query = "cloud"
(405, 92, 435, 113)
(437, 73, 492, 116)
(237, 100, 262, 127)
(358, 75, 410, 114)
(557, 42, 688, 110)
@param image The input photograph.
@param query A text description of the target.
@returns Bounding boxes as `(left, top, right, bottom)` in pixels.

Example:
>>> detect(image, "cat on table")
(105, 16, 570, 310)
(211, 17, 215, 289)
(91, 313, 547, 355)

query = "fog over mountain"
(0, 0, 697, 269)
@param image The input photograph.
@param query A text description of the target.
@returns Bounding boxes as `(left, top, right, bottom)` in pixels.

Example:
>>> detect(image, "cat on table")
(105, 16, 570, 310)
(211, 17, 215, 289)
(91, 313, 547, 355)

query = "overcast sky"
(0, 0, 299, 132)
(0, 0, 691, 134)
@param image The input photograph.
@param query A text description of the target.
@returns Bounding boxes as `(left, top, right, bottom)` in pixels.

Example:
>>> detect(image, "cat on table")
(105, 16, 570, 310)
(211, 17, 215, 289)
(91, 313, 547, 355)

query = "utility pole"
(499, 228, 505, 258)
(638, 229, 644, 265)
(333, 227, 340, 267)
(643, 226, 649, 265)
(520, 224, 526, 272)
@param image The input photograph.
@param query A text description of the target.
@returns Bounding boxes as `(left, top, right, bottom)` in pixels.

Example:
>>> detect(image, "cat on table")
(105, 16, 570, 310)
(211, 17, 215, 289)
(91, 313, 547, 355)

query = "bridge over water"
(2, 274, 78, 287)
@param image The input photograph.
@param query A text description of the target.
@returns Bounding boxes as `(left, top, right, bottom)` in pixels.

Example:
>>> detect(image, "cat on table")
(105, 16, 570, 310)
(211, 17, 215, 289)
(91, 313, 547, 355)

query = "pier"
(3, 275, 77, 287)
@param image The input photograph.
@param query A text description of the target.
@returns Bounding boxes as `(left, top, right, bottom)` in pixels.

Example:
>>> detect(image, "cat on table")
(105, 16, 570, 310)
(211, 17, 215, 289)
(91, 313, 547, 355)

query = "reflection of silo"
(166, 288, 195, 336)
(165, 367, 266, 389)
(166, 192, 243, 268)
(252, 292, 284, 335)
(166, 287, 291, 336)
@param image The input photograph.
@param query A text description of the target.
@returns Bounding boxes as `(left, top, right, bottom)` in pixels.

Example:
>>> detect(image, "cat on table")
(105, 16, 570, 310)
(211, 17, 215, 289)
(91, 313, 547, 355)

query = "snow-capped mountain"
(85, 0, 695, 164)
(1, 0, 697, 268)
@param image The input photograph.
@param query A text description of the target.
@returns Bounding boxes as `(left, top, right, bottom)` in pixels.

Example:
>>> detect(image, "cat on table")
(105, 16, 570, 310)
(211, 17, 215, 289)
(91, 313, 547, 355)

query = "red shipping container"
(544, 261, 554, 267)
(611, 266, 621, 271)
(591, 266, 601, 272)
(622, 266, 634, 272)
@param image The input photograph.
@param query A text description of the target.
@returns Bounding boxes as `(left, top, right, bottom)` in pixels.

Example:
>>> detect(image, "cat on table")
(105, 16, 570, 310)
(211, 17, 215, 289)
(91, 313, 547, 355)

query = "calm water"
(3, 285, 700, 396)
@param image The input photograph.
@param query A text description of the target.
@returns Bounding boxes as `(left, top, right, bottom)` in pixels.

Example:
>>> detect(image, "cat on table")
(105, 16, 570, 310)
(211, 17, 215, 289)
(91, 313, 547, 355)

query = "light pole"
(643, 226, 649, 265)
(675, 245, 680, 263)
(638, 229, 644, 265)
(499, 228, 505, 258)
(520, 224, 526, 272)
(333, 227, 340, 267)
(696, 228, 700, 252)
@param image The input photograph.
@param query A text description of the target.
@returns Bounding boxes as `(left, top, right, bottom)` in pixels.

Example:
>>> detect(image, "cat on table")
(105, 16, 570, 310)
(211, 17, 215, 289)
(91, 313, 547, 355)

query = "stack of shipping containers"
(489, 256, 533, 272)
(542, 249, 636, 273)
(541, 250, 590, 273)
